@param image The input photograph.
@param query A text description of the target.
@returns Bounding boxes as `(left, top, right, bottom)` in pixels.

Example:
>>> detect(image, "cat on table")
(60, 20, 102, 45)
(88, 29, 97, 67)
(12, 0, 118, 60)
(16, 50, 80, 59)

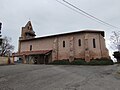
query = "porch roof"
(12, 50, 52, 57)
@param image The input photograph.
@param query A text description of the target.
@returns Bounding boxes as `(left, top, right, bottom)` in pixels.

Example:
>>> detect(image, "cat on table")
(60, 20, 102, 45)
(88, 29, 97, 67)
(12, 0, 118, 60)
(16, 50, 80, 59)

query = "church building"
(13, 21, 109, 64)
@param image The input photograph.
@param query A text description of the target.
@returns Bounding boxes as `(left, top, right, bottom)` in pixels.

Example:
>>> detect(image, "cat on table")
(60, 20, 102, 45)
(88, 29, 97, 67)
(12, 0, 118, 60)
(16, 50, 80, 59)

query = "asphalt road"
(0, 64, 120, 90)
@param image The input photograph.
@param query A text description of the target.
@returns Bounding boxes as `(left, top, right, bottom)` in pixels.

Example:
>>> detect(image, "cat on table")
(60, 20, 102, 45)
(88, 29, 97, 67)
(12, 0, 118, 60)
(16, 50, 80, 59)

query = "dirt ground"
(0, 64, 120, 90)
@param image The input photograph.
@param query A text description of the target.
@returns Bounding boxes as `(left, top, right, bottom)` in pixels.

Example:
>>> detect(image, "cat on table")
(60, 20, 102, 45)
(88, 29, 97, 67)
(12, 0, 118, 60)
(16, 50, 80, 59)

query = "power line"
(63, 0, 119, 29)
(55, 0, 113, 28)
(56, 0, 120, 29)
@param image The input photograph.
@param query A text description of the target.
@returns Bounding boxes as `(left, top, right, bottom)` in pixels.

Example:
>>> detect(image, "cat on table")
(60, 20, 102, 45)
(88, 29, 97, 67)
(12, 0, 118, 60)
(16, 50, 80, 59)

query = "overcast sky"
(0, 0, 120, 54)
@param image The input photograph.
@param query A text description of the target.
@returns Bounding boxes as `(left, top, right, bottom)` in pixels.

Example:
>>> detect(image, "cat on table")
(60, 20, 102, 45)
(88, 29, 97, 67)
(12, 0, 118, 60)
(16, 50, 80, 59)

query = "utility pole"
(0, 22, 2, 55)
(0, 22, 2, 37)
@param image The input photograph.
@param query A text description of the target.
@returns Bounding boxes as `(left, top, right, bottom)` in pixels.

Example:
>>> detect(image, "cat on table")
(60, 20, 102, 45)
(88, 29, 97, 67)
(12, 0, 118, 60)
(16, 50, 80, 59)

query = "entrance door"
(38, 55, 44, 64)
(45, 55, 49, 64)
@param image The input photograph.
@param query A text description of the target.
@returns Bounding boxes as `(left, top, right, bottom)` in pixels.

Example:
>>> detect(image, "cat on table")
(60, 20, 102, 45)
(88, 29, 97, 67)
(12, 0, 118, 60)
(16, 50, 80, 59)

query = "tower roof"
(25, 21, 33, 30)
(24, 21, 36, 36)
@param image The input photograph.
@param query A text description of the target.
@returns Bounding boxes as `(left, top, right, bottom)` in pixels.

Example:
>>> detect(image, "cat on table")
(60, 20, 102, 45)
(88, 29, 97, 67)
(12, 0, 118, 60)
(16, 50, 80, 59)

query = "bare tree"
(110, 31, 120, 51)
(110, 31, 120, 62)
(0, 36, 14, 56)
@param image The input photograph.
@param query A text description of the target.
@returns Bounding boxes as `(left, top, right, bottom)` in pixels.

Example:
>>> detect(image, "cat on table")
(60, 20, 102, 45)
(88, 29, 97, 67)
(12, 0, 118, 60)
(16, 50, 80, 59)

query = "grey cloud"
(0, 0, 120, 52)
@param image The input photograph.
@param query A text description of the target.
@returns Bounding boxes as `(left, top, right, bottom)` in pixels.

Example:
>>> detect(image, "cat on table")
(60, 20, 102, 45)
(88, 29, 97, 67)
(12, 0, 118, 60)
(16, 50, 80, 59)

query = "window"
(63, 41, 65, 47)
(30, 45, 32, 51)
(78, 39, 81, 46)
(93, 39, 96, 48)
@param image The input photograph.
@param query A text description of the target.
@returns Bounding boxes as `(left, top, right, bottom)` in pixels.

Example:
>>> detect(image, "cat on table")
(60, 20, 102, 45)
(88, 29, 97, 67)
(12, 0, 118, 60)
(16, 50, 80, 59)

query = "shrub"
(49, 58, 114, 65)
(71, 59, 86, 65)
(113, 51, 120, 63)
(87, 60, 99, 65)
(88, 59, 114, 65)
(49, 59, 70, 65)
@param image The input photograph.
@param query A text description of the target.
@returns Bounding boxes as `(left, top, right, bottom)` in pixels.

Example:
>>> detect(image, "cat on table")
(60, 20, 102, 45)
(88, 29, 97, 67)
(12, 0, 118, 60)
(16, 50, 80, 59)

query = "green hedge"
(49, 59, 70, 65)
(87, 59, 114, 65)
(70, 59, 113, 65)
(70, 59, 86, 65)
(49, 58, 114, 65)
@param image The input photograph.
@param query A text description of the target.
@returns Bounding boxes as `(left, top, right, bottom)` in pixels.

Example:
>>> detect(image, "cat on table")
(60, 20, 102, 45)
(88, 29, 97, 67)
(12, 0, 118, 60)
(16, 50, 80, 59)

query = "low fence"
(0, 57, 14, 65)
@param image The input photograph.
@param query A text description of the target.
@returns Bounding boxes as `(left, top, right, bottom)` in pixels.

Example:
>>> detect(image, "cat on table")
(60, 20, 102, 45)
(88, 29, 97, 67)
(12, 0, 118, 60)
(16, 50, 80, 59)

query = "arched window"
(30, 45, 32, 51)
(93, 39, 96, 48)
(78, 39, 81, 46)
(63, 41, 65, 47)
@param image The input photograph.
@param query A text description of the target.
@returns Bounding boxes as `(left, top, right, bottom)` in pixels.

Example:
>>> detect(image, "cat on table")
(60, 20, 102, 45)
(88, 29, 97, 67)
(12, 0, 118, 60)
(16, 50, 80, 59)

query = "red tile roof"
(20, 30, 105, 42)
(12, 50, 52, 56)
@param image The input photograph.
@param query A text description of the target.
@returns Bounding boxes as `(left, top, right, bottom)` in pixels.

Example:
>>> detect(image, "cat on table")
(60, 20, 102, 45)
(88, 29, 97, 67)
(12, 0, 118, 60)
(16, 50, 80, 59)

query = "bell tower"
(19, 21, 36, 40)
(18, 21, 36, 53)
